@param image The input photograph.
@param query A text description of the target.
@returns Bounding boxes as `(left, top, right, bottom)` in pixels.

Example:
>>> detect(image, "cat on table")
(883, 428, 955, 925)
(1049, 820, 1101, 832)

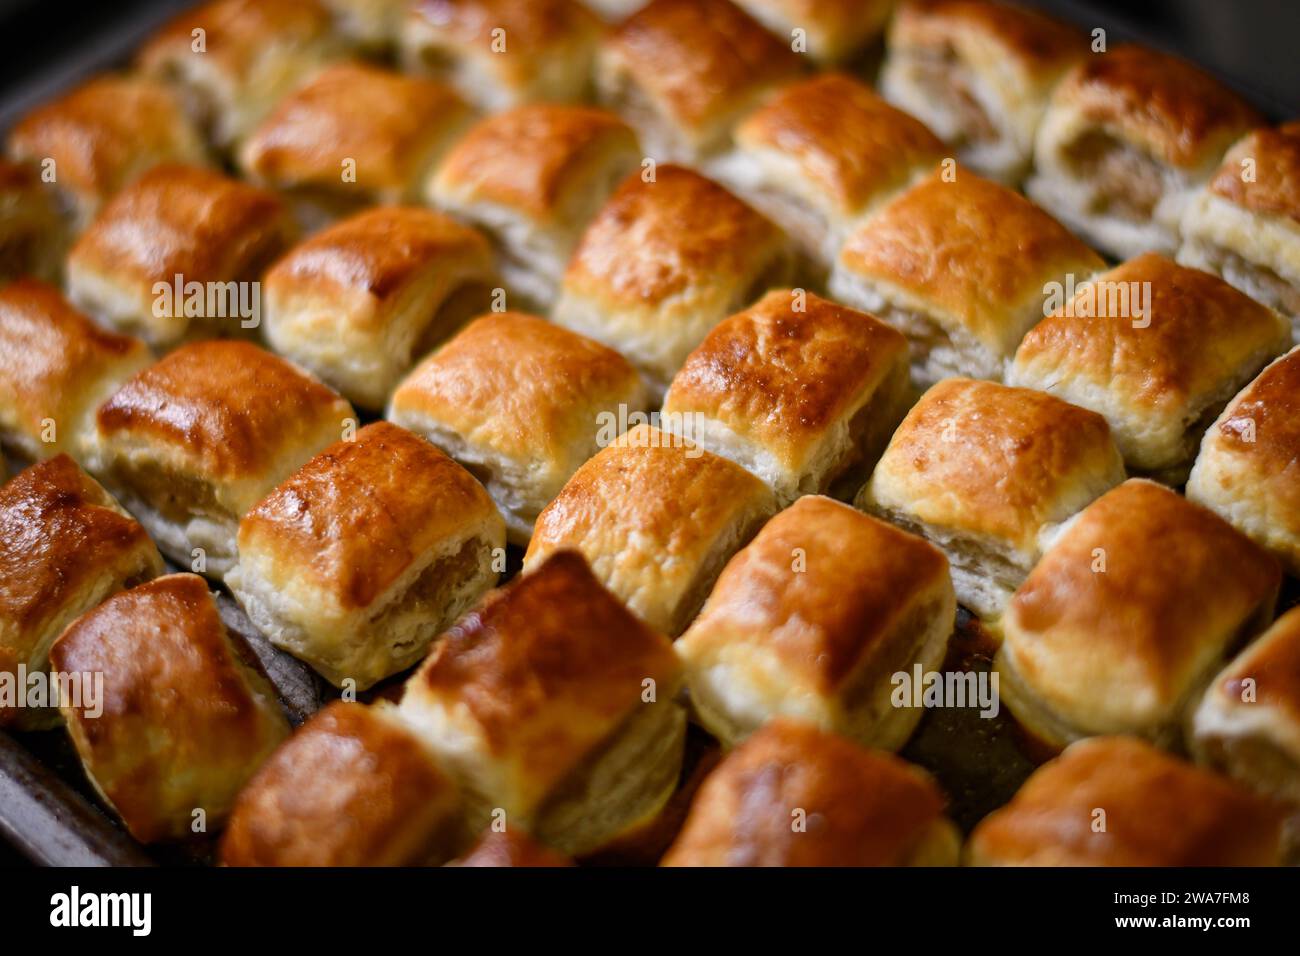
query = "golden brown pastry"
(90, 340, 355, 580)
(967, 736, 1286, 866)
(1027, 43, 1264, 259)
(662, 289, 908, 503)
(734, 0, 894, 65)
(662, 720, 960, 866)
(6, 74, 208, 230)
(227, 422, 504, 690)
(857, 378, 1125, 620)
(552, 165, 793, 398)
(1190, 606, 1300, 806)
(0, 455, 163, 730)
(1178, 121, 1300, 338)
(136, 0, 341, 150)
(0, 279, 152, 464)
(828, 166, 1105, 388)
(997, 479, 1280, 748)
(710, 73, 945, 273)
(400, 0, 602, 111)
(388, 312, 647, 544)
(428, 104, 641, 309)
(399, 551, 686, 857)
(1186, 346, 1300, 576)
(262, 206, 496, 410)
(65, 164, 296, 348)
(239, 62, 473, 229)
(49, 573, 289, 843)
(0, 160, 63, 284)
(1009, 253, 1291, 484)
(451, 828, 574, 867)
(221, 701, 466, 866)
(678, 496, 955, 749)
(596, 0, 804, 162)
(880, 0, 1088, 184)
(524, 424, 778, 635)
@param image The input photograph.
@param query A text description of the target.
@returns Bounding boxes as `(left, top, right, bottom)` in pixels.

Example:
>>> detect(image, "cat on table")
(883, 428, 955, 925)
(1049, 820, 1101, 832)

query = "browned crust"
(433, 104, 638, 220)
(220, 701, 460, 866)
(48, 573, 289, 843)
(452, 828, 574, 867)
(735, 73, 946, 213)
(0, 455, 159, 656)
(1054, 44, 1263, 169)
(891, 0, 1088, 78)
(241, 62, 470, 195)
(683, 496, 950, 692)
(662, 719, 949, 866)
(663, 289, 907, 467)
(1210, 121, 1300, 224)
(968, 737, 1285, 865)
(238, 422, 497, 609)
(264, 206, 491, 305)
(95, 340, 352, 479)
(603, 0, 803, 133)
(564, 165, 782, 308)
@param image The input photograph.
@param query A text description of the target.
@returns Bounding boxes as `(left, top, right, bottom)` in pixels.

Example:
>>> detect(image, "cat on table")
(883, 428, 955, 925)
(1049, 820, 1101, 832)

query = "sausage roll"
(997, 479, 1280, 748)
(136, 0, 340, 150)
(677, 496, 955, 749)
(0, 456, 163, 730)
(596, 0, 804, 163)
(1178, 122, 1300, 337)
(400, 0, 602, 111)
(660, 289, 909, 504)
(388, 313, 647, 544)
(262, 206, 496, 410)
(524, 424, 777, 635)
(662, 720, 960, 866)
(828, 167, 1105, 388)
(880, 0, 1088, 184)
(734, 0, 894, 66)
(6, 74, 208, 231)
(227, 422, 504, 690)
(65, 164, 296, 348)
(968, 736, 1285, 866)
(858, 378, 1125, 620)
(221, 701, 466, 866)
(0, 160, 62, 285)
(90, 340, 355, 580)
(0, 280, 152, 464)
(553, 165, 793, 399)
(239, 63, 472, 229)
(451, 829, 574, 867)
(1009, 253, 1291, 485)
(709, 73, 945, 273)
(1027, 44, 1263, 260)
(428, 104, 641, 309)
(1186, 347, 1300, 577)
(48, 574, 290, 843)
(1191, 607, 1300, 806)
(399, 551, 686, 857)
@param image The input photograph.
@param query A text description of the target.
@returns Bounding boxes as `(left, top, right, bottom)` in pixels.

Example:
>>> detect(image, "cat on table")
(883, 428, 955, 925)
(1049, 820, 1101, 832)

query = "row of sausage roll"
(3, 446, 1295, 864)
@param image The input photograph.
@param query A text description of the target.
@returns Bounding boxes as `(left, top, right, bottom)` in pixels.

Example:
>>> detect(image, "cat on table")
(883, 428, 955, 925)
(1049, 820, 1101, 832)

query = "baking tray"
(1, 0, 1297, 867)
